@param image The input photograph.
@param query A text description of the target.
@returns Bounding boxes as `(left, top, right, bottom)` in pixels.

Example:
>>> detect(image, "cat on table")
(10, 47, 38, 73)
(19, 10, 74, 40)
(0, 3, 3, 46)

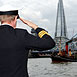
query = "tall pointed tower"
(55, 0, 68, 49)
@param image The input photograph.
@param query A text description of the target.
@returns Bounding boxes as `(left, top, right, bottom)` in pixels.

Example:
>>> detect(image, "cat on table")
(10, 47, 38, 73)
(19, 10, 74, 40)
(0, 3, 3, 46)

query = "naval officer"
(0, 8, 55, 77)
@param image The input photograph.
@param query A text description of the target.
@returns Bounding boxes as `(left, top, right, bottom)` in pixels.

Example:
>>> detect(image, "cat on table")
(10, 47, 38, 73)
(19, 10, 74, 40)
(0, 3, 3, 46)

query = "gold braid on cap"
(38, 30, 49, 38)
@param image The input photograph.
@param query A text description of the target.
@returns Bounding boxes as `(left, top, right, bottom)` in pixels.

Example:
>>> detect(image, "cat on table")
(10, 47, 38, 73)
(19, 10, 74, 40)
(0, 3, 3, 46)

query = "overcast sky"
(0, 0, 77, 39)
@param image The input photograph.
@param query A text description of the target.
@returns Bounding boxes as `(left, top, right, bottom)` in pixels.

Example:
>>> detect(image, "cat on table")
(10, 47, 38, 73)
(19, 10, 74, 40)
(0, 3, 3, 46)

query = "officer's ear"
(14, 15, 18, 21)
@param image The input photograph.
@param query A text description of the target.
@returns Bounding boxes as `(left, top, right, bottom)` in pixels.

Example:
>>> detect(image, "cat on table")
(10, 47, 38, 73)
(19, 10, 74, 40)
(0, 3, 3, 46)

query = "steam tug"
(51, 37, 77, 62)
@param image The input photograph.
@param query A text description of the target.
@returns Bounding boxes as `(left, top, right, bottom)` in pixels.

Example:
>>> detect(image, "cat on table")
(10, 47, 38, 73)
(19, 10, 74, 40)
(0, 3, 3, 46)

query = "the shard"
(55, 0, 68, 49)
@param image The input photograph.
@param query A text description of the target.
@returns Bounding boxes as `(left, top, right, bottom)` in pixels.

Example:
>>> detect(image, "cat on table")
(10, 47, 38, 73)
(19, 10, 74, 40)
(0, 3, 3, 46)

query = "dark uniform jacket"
(0, 25, 55, 77)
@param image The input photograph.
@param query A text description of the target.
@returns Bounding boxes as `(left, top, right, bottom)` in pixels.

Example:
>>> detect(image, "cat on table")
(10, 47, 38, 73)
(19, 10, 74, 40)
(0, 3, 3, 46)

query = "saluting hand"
(19, 18, 38, 30)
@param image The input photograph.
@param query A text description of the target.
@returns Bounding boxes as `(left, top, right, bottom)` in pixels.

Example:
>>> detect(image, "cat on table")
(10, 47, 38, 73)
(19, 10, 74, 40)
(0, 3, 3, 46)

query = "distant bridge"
(28, 49, 59, 58)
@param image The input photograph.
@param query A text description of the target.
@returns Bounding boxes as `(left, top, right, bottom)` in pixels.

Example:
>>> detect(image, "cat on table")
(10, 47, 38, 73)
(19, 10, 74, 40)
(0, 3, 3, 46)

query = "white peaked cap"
(0, 5, 19, 15)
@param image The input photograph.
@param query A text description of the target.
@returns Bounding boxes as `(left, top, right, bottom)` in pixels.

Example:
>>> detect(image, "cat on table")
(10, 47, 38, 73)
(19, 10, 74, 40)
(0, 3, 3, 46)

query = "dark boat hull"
(51, 56, 77, 62)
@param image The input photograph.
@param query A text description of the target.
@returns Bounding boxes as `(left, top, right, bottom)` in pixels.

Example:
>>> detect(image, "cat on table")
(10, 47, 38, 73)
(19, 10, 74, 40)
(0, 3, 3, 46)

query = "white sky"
(0, 0, 77, 39)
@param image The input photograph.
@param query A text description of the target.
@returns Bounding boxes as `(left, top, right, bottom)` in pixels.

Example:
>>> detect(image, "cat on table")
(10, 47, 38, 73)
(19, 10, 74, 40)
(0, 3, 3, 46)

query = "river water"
(28, 58, 77, 77)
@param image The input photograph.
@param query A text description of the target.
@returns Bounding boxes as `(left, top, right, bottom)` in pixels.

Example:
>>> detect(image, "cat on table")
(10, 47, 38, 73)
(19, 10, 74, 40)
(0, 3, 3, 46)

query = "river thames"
(28, 58, 77, 77)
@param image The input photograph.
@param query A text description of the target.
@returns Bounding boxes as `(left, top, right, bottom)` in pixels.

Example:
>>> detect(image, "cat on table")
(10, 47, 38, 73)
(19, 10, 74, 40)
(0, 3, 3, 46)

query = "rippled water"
(28, 58, 77, 77)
